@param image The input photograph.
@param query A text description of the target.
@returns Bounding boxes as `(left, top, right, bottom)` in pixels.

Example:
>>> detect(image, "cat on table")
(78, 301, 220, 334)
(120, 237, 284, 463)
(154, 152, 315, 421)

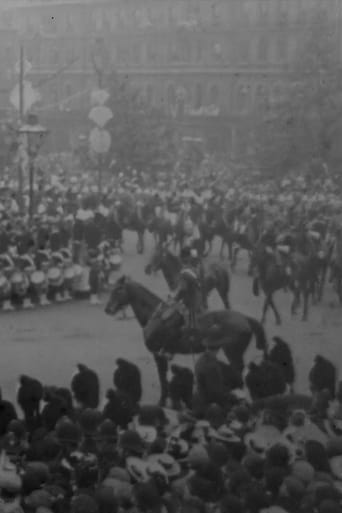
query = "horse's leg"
(247, 251, 253, 276)
(318, 265, 326, 301)
(302, 284, 309, 321)
(261, 295, 270, 324)
(228, 239, 233, 261)
(153, 353, 169, 406)
(216, 278, 230, 310)
(268, 294, 281, 325)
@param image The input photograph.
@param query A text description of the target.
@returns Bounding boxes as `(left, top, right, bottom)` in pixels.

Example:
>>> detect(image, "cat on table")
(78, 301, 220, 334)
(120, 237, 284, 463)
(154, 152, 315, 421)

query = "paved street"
(1, 231, 342, 406)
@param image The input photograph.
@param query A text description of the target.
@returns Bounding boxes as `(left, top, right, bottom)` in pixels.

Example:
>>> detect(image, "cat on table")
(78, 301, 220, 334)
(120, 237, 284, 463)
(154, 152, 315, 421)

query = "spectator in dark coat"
(195, 340, 234, 408)
(309, 355, 336, 398)
(245, 360, 287, 401)
(0, 389, 17, 436)
(268, 336, 295, 390)
(113, 358, 142, 407)
(17, 375, 43, 429)
(41, 387, 72, 431)
(71, 364, 100, 409)
(168, 364, 194, 409)
(102, 389, 133, 429)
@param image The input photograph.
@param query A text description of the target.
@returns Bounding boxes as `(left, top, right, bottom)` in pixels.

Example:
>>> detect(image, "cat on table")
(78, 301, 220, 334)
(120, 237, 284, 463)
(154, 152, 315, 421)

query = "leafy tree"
(105, 73, 178, 175)
(254, 8, 342, 176)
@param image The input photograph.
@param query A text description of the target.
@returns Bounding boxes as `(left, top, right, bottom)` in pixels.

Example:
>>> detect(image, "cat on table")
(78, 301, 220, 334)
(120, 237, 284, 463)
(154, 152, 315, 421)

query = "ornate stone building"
(3, 0, 341, 154)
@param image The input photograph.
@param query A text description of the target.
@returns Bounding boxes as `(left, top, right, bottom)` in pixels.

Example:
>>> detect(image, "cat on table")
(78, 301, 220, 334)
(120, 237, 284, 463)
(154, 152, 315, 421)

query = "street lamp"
(18, 113, 48, 222)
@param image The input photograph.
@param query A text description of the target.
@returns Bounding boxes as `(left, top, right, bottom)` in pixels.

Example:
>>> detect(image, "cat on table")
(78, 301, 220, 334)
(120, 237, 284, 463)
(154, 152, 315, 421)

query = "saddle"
(153, 301, 186, 329)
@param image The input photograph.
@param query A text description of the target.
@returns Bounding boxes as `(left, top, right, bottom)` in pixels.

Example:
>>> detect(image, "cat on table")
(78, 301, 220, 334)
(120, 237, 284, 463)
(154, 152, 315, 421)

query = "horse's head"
(105, 275, 131, 316)
(145, 245, 165, 275)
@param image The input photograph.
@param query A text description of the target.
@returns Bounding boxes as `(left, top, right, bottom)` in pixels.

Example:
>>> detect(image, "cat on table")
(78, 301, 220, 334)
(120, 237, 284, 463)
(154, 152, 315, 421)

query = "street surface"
(1, 231, 341, 406)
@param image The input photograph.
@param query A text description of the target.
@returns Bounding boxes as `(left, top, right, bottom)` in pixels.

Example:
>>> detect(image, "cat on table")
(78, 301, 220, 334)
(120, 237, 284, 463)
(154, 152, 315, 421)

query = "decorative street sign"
(89, 127, 111, 154)
(10, 80, 41, 113)
(88, 105, 113, 128)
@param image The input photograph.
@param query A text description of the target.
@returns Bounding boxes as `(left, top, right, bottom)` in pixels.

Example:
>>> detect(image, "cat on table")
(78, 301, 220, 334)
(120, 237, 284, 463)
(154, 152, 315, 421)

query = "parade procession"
(2, 1, 342, 513)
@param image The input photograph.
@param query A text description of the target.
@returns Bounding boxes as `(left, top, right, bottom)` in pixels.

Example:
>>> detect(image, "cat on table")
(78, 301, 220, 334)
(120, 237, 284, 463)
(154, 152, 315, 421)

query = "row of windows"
(10, 0, 337, 35)
(43, 78, 283, 116)
(24, 33, 294, 70)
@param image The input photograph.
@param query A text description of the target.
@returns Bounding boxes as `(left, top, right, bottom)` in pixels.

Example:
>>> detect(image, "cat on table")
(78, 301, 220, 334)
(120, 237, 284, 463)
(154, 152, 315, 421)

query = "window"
(257, 35, 268, 62)
(51, 87, 59, 105)
(278, 0, 288, 23)
(180, 37, 191, 62)
(145, 84, 153, 105)
(240, 38, 249, 63)
(51, 48, 59, 67)
(276, 35, 287, 61)
(194, 83, 203, 109)
(259, 1, 269, 23)
(66, 13, 74, 33)
(167, 84, 176, 110)
(255, 84, 267, 111)
(132, 42, 141, 65)
(65, 83, 72, 98)
(209, 84, 219, 106)
(147, 41, 157, 64)
(195, 40, 202, 63)
(236, 84, 249, 112)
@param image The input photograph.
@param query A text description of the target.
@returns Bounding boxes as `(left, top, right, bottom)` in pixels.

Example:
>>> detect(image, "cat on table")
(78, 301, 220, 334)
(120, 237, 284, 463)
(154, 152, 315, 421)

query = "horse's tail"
(246, 315, 268, 356)
(252, 277, 259, 296)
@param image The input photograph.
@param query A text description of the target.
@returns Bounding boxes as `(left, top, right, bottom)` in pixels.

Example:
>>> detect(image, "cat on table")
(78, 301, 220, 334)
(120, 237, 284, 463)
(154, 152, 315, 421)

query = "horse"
(251, 244, 317, 324)
(117, 201, 153, 254)
(105, 276, 268, 405)
(230, 216, 261, 273)
(145, 246, 231, 309)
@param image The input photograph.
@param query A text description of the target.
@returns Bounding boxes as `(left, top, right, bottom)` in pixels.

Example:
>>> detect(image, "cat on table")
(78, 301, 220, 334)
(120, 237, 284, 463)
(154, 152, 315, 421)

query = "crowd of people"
(0, 342, 342, 513)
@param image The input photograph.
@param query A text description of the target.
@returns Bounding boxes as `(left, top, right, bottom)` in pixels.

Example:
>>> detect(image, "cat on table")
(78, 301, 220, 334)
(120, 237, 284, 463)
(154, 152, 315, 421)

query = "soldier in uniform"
(173, 246, 203, 329)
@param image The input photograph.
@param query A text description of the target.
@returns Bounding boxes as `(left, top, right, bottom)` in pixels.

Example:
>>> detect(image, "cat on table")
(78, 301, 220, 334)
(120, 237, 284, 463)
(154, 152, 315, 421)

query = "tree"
(105, 73, 178, 175)
(254, 8, 342, 177)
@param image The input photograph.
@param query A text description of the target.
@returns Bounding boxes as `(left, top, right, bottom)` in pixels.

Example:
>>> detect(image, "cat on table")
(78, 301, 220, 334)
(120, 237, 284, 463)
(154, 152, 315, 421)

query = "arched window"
(194, 83, 203, 109)
(209, 84, 219, 106)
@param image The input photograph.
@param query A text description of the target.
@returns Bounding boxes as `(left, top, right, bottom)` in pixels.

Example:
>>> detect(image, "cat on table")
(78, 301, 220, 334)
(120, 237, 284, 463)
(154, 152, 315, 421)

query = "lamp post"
(18, 114, 48, 222)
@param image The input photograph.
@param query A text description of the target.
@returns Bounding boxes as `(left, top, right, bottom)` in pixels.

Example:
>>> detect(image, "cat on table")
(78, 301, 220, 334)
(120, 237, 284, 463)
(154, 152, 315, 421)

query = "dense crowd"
(0, 341, 342, 513)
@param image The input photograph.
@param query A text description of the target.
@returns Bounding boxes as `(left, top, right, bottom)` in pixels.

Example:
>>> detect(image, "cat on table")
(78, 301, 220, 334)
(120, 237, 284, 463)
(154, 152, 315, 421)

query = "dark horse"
(145, 247, 231, 309)
(105, 276, 268, 405)
(251, 244, 318, 324)
(117, 201, 154, 254)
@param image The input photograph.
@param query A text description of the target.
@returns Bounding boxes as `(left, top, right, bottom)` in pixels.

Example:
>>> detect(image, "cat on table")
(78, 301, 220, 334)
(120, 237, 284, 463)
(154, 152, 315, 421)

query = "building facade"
(3, 0, 341, 154)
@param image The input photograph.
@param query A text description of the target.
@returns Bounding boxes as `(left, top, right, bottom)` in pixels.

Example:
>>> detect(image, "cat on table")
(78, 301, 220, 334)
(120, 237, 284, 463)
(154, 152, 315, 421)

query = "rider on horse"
(173, 246, 203, 329)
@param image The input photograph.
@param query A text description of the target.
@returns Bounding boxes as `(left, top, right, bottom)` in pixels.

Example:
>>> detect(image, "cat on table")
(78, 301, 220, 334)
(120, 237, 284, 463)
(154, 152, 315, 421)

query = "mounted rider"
(173, 246, 204, 329)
